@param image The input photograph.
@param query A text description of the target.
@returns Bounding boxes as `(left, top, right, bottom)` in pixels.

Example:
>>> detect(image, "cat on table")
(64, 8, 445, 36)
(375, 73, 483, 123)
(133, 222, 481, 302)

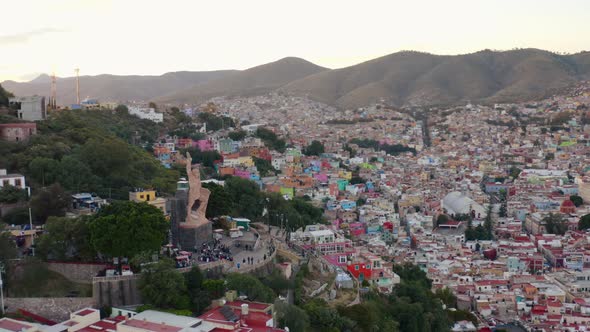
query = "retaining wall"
(47, 262, 108, 284)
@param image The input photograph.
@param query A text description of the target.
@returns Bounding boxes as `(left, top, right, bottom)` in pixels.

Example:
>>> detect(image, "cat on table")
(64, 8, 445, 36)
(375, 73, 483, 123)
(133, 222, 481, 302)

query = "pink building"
(193, 139, 214, 151)
(314, 173, 329, 183)
(0, 123, 37, 142)
(234, 169, 251, 179)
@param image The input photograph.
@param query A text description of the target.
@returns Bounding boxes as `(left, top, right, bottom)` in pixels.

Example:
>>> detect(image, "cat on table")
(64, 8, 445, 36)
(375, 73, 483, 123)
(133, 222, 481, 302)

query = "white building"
(128, 107, 163, 123)
(442, 191, 487, 219)
(9, 96, 47, 121)
(0, 169, 26, 189)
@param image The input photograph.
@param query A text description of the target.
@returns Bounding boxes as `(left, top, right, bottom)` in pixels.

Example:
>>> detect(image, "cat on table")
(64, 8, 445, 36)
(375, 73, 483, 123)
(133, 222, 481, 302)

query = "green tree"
(28, 157, 60, 187)
(202, 279, 225, 300)
(260, 270, 292, 295)
(253, 157, 275, 177)
(349, 176, 366, 185)
(255, 127, 286, 153)
(30, 183, 69, 222)
(0, 223, 17, 266)
(509, 166, 522, 179)
(302, 298, 354, 332)
(0, 84, 14, 107)
(275, 301, 310, 332)
(303, 140, 325, 156)
(570, 195, 584, 207)
(225, 273, 275, 302)
(37, 216, 96, 261)
(115, 104, 129, 112)
(202, 183, 232, 218)
(544, 213, 568, 235)
(483, 204, 493, 235)
(139, 260, 188, 309)
(434, 287, 457, 308)
(579, 214, 590, 231)
(224, 177, 263, 219)
(89, 201, 168, 260)
(447, 309, 478, 325)
(0, 185, 27, 204)
(228, 130, 247, 141)
(182, 147, 221, 168)
(436, 214, 450, 227)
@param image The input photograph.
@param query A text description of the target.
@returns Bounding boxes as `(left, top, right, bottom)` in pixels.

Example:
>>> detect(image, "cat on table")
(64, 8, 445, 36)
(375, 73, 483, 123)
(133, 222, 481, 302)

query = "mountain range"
(3, 48, 590, 108)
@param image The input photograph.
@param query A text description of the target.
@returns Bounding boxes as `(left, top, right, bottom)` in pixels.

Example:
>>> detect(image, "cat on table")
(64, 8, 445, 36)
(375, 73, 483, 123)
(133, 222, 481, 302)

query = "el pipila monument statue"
(172, 152, 213, 250)
(185, 152, 211, 226)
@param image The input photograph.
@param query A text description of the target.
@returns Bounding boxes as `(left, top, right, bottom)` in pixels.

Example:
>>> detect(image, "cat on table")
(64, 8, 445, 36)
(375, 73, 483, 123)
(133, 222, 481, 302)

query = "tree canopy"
(570, 195, 584, 207)
(30, 183, 69, 223)
(255, 127, 286, 153)
(0, 223, 17, 267)
(225, 273, 275, 302)
(579, 214, 590, 231)
(2, 109, 179, 200)
(349, 138, 416, 156)
(0, 84, 13, 107)
(139, 260, 188, 309)
(37, 216, 96, 261)
(303, 140, 325, 156)
(544, 213, 568, 235)
(89, 201, 168, 259)
(228, 130, 247, 141)
(0, 185, 27, 204)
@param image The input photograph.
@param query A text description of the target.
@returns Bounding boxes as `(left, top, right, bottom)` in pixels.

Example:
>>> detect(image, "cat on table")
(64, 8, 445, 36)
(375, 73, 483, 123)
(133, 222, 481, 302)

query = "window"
(15, 179, 21, 187)
(355, 265, 359, 271)
(140, 195, 144, 199)
(2, 180, 8, 187)
(366, 264, 371, 269)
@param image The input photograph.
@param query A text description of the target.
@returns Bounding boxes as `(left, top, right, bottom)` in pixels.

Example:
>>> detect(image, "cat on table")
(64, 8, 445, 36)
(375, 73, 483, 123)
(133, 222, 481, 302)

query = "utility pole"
(26, 186, 34, 257)
(50, 72, 57, 110)
(75, 68, 80, 105)
(0, 264, 4, 316)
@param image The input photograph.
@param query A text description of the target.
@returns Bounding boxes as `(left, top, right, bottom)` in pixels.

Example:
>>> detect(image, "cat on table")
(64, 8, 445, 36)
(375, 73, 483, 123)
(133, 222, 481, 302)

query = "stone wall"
(93, 274, 142, 307)
(47, 262, 108, 284)
(4, 297, 96, 322)
(92, 262, 225, 307)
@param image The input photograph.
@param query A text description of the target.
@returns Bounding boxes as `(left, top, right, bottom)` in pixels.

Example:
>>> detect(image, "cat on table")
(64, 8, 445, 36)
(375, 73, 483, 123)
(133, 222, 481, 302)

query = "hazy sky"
(2, 0, 589, 82)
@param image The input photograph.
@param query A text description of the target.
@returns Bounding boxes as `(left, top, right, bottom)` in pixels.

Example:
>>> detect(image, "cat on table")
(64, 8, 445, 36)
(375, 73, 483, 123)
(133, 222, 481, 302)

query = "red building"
(0, 123, 37, 142)
(560, 199, 576, 214)
(346, 253, 385, 282)
(197, 300, 285, 332)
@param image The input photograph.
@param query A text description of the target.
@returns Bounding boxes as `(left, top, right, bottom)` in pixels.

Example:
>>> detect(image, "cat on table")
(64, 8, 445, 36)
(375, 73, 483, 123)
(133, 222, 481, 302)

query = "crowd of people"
(197, 240, 233, 263)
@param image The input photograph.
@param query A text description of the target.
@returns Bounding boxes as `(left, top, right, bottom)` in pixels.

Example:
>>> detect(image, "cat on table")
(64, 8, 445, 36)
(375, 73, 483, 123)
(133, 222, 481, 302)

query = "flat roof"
(75, 309, 97, 316)
(309, 230, 334, 236)
(0, 318, 35, 332)
(123, 319, 183, 332)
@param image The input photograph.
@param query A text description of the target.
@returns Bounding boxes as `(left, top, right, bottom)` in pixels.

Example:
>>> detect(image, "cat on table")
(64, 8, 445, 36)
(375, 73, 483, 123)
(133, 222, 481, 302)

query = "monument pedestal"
(178, 223, 212, 251)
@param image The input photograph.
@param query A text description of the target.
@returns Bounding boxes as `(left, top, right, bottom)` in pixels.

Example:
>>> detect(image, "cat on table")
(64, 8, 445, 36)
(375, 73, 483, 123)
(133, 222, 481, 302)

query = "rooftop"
(0, 318, 35, 332)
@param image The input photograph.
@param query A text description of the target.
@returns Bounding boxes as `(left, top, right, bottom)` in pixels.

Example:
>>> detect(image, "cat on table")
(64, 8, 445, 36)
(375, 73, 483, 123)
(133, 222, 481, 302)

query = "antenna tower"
(75, 68, 80, 104)
(50, 72, 57, 109)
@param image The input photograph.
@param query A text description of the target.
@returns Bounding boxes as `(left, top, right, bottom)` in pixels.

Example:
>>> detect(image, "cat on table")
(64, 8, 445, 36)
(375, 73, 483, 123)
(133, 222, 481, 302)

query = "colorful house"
(280, 187, 294, 199)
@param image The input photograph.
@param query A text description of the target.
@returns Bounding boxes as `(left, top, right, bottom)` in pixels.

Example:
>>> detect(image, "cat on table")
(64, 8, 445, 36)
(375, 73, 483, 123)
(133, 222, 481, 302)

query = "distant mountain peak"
(30, 73, 51, 83)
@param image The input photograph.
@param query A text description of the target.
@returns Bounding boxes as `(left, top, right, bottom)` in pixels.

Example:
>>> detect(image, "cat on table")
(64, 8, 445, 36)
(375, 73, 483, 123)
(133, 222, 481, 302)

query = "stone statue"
(185, 152, 210, 227)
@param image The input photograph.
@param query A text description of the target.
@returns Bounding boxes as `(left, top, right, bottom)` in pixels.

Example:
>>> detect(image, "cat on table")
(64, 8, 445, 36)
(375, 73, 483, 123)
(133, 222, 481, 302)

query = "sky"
(1, 0, 589, 82)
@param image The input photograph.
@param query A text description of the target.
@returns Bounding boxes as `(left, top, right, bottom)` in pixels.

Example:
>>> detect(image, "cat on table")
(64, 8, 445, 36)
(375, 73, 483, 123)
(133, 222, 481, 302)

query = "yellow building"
(237, 156, 254, 167)
(129, 189, 168, 215)
(478, 161, 495, 174)
(338, 170, 352, 180)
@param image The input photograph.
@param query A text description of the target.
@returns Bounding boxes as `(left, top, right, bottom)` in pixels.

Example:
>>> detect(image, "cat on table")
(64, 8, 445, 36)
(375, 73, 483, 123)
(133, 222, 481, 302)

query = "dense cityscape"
(2, 1, 590, 331)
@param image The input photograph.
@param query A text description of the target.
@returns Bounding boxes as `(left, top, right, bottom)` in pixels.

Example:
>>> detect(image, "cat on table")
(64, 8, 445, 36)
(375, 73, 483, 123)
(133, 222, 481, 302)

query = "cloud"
(0, 28, 63, 45)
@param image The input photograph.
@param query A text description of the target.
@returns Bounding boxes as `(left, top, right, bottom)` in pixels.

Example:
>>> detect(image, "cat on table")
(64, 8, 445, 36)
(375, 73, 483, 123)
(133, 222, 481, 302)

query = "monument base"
(178, 222, 212, 251)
